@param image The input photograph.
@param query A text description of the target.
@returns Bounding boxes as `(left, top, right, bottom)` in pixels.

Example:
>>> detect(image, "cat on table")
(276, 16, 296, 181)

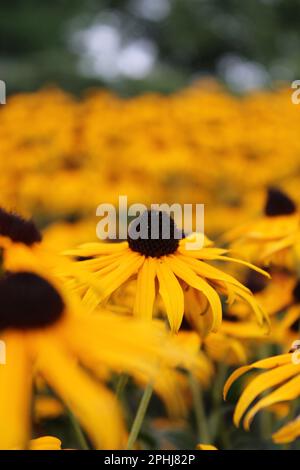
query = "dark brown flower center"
(0, 272, 64, 330)
(245, 270, 268, 294)
(0, 208, 42, 246)
(264, 188, 296, 217)
(128, 210, 183, 258)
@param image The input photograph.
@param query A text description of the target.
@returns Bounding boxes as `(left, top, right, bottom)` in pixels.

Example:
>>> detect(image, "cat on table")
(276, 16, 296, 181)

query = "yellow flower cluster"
(1, 83, 299, 237)
(1, 82, 300, 451)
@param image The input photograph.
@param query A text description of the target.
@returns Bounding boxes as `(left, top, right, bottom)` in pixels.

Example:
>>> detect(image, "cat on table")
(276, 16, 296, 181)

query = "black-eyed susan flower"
(0, 260, 202, 450)
(64, 210, 269, 335)
(225, 188, 300, 266)
(224, 352, 300, 432)
(0, 207, 99, 293)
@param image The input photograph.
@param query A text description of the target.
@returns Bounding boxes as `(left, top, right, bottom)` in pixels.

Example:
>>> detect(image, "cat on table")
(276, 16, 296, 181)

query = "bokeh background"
(1, 0, 300, 96)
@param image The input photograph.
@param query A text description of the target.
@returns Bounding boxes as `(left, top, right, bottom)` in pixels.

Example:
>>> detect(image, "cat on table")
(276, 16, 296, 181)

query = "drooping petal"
(215, 255, 270, 279)
(184, 287, 214, 337)
(230, 284, 270, 331)
(178, 254, 250, 293)
(156, 259, 184, 332)
(243, 375, 300, 430)
(133, 257, 157, 321)
(224, 354, 292, 400)
(167, 256, 222, 332)
(233, 363, 300, 427)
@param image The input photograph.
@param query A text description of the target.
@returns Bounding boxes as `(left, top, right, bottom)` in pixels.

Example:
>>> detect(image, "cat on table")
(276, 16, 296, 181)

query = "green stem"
(126, 382, 153, 450)
(189, 371, 210, 444)
(213, 362, 229, 447)
(116, 374, 129, 401)
(68, 409, 90, 450)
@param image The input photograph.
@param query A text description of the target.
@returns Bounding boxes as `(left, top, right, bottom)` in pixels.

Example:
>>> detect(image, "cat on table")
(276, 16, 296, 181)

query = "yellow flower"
(224, 353, 300, 432)
(64, 210, 269, 335)
(0, 262, 199, 449)
(0, 207, 99, 294)
(225, 188, 300, 266)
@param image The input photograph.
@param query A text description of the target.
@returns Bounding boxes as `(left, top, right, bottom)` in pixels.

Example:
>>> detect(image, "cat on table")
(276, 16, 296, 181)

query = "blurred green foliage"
(1, 0, 300, 95)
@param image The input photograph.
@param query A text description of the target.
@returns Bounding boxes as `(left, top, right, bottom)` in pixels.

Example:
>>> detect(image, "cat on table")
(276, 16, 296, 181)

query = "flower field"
(1, 82, 300, 450)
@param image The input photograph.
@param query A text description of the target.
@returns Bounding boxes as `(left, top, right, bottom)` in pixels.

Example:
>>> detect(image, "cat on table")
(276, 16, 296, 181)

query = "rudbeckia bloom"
(225, 187, 300, 265)
(64, 210, 269, 334)
(0, 262, 199, 450)
(224, 352, 300, 433)
(0, 207, 99, 293)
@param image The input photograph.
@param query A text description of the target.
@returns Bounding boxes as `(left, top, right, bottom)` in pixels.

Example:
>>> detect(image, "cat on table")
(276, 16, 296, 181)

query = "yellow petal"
(234, 363, 300, 427)
(224, 354, 292, 400)
(178, 254, 249, 293)
(215, 255, 271, 279)
(82, 287, 102, 314)
(134, 257, 157, 320)
(92, 252, 145, 302)
(244, 375, 300, 430)
(272, 417, 300, 444)
(156, 259, 184, 333)
(167, 256, 222, 332)
(63, 241, 128, 257)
